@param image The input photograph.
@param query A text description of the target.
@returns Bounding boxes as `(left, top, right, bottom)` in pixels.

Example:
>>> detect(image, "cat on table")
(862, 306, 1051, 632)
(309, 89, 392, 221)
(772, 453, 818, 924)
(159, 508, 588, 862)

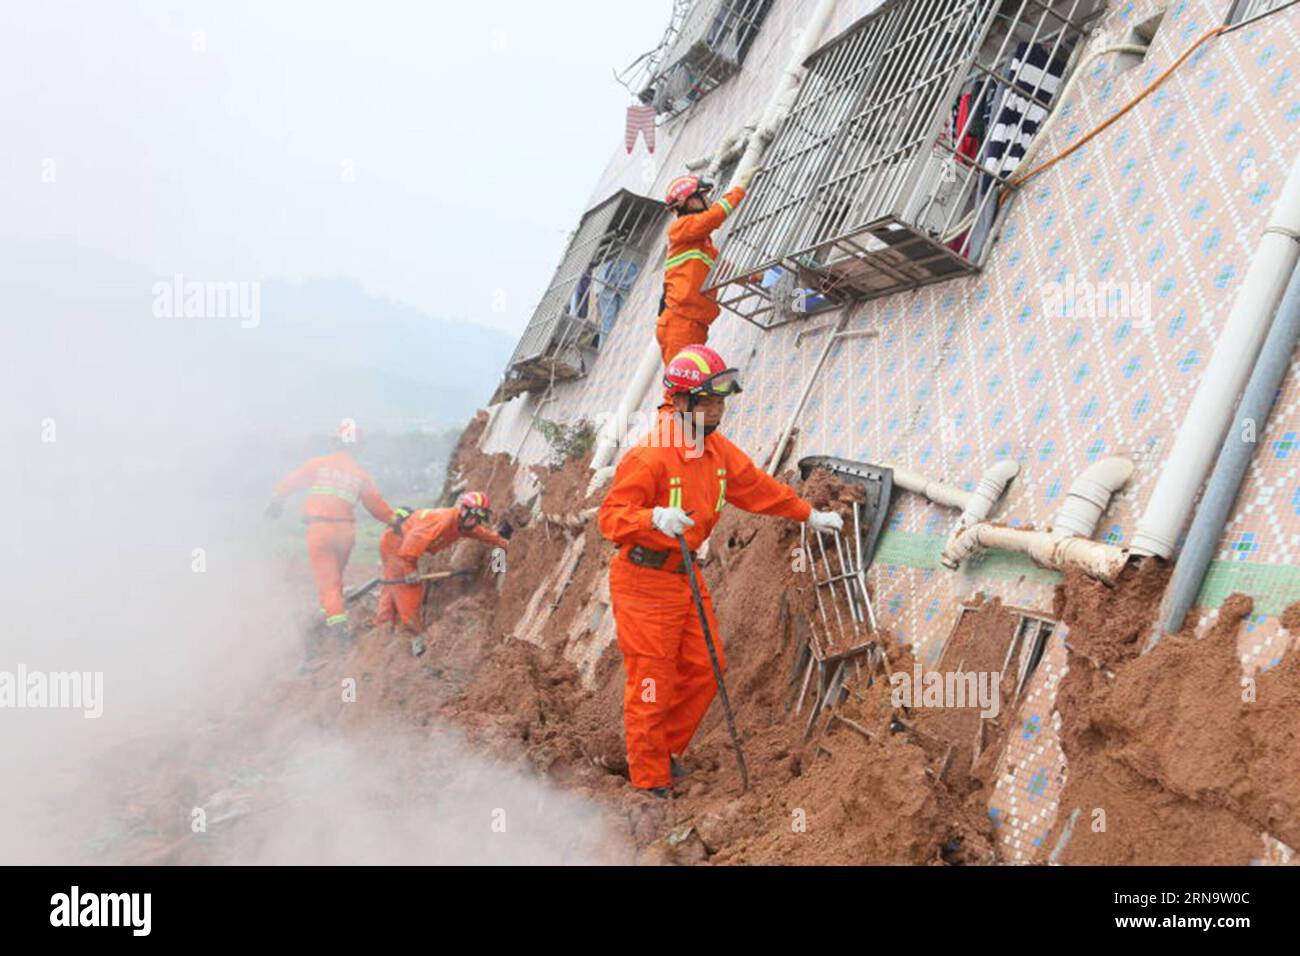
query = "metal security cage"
(708, 0, 1103, 328)
(1226, 0, 1296, 25)
(495, 190, 664, 403)
(645, 0, 775, 116)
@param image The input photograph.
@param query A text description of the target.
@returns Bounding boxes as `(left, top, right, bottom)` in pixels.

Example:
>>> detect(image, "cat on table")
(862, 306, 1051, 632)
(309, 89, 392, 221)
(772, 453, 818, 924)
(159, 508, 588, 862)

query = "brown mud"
(1045, 562, 1300, 864)
(98, 429, 1300, 865)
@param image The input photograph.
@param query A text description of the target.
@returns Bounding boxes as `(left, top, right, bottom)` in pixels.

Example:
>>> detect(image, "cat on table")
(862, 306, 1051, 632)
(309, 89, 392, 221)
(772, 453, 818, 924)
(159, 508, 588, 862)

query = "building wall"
(483, 0, 1300, 860)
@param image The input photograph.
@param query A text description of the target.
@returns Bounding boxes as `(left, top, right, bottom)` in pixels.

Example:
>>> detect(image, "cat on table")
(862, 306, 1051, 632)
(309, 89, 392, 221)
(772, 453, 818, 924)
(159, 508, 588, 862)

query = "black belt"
(303, 515, 355, 525)
(624, 544, 695, 574)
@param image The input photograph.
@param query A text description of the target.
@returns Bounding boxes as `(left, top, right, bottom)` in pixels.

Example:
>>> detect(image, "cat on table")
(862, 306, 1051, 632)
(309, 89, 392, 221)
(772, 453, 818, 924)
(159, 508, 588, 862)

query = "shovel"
(676, 534, 750, 792)
(343, 568, 476, 604)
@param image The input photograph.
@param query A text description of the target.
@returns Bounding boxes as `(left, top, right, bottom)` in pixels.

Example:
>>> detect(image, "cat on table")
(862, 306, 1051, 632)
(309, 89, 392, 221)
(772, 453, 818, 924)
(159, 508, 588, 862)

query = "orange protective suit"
(656, 186, 745, 365)
(274, 451, 392, 627)
(373, 507, 509, 631)
(597, 411, 811, 789)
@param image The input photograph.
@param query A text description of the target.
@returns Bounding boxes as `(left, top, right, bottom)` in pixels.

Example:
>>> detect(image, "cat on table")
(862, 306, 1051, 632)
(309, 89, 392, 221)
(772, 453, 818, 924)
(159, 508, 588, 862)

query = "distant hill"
(252, 277, 517, 429)
(1, 242, 515, 436)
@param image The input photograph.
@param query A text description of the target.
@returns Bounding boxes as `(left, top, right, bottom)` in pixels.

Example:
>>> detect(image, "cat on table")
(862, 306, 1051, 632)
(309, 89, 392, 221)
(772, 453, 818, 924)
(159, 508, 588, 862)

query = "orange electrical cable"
(1003, 25, 1228, 198)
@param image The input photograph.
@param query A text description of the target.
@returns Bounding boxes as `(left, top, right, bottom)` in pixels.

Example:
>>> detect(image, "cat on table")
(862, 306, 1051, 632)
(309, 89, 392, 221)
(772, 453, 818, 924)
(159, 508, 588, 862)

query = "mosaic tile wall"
(481, 0, 1300, 861)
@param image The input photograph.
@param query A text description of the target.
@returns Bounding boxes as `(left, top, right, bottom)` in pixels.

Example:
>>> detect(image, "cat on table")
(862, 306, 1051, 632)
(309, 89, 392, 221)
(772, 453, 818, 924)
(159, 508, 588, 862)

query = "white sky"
(0, 0, 671, 332)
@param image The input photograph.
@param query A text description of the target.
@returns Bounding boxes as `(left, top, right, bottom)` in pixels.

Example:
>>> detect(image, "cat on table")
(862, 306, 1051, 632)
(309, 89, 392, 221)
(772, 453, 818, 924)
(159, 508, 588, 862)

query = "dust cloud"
(0, 242, 620, 865)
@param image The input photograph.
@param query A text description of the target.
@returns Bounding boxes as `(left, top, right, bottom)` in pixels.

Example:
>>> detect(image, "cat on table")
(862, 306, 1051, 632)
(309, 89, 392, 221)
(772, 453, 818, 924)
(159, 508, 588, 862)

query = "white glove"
(652, 506, 695, 538)
(734, 167, 755, 191)
(807, 509, 844, 534)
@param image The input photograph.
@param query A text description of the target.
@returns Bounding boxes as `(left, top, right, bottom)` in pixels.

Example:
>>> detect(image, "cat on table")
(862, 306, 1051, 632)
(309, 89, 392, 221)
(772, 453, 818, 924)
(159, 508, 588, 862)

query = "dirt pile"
(324, 452, 1003, 865)
(439, 410, 519, 518)
(1045, 557, 1300, 864)
(94, 425, 1300, 866)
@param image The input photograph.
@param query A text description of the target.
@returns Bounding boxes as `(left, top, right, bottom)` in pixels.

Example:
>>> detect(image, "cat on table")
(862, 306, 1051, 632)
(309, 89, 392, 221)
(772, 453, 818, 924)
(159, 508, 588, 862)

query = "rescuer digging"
(373, 492, 512, 656)
(597, 345, 844, 797)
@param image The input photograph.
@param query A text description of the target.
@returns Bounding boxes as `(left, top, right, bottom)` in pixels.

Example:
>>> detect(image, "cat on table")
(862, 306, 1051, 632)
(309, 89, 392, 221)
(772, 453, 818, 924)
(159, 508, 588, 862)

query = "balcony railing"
(495, 190, 664, 402)
(644, 0, 774, 117)
(708, 0, 1102, 328)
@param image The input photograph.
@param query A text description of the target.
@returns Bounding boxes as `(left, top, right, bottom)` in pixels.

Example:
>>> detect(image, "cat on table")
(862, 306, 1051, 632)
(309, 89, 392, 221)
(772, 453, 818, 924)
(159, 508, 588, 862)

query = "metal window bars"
(494, 190, 664, 403)
(707, 0, 1102, 329)
(940, 602, 1056, 700)
(614, 0, 695, 100)
(643, 0, 775, 117)
(1226, 0, 1296, 25)
(793, 503, 890, 738)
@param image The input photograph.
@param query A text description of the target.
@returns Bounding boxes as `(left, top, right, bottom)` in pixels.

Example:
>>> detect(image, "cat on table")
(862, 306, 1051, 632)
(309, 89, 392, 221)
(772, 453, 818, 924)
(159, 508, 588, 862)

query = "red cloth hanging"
(625, 104, 657, 154)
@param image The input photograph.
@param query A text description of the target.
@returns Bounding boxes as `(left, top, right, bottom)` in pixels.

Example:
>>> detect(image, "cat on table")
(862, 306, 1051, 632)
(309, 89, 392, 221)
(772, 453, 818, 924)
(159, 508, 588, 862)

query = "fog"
(0, 0, 662, 865)
(0, 251, 627, 863)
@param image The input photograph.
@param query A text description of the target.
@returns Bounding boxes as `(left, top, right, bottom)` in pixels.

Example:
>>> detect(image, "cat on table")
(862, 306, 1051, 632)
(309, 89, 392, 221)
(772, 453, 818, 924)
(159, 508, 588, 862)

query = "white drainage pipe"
(941, 458, 1134, 580)
(1051, 457, 1134, 539)
(1131, 154, 1300, 557)
(941, 524, 1128, 582)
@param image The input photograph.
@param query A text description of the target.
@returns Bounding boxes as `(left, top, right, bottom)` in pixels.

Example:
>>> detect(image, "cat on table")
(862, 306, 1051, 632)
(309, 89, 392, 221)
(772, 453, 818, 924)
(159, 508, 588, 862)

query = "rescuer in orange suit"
(655, 171, 752, 366)
(372, 503, 414, 621)
(265, 421, 393, 640)
(597, 345, 844, 796)
(373, 492, 510, 653)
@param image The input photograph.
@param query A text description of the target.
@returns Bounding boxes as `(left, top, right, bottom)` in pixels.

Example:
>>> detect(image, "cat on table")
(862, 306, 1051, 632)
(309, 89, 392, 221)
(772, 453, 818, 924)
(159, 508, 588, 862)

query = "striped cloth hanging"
(982, 41, 1070, 178)
(625, 104, 657, 155)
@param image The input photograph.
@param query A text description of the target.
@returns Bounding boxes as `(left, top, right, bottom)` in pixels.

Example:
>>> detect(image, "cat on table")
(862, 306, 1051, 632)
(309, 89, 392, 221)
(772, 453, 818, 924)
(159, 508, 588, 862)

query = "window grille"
(708, 0, 1103, 328)
(1225, 0, 1296, 25)
(495, 190, 664, 403)
(644, 0, 775, 117)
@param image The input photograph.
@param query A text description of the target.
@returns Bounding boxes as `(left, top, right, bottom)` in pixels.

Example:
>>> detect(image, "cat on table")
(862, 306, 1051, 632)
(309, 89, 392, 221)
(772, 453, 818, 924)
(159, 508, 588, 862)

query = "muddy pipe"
(1151, 259, 1300, 646)
(941, 524, 1128, 581)
(941, 458, 1133, 579)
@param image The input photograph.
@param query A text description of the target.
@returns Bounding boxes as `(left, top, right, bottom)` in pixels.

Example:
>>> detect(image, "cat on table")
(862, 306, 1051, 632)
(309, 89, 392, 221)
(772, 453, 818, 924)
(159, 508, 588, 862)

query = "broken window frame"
(494, 189, 665, 403)
(940, 602, 1056, 703)
(706, 0, 1105, 330)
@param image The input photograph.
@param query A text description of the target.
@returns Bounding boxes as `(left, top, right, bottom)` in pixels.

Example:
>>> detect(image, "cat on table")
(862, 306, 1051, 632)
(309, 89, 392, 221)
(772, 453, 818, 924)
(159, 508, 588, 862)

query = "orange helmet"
(665, 174, 712, 210)
(663, 345, 742, 397)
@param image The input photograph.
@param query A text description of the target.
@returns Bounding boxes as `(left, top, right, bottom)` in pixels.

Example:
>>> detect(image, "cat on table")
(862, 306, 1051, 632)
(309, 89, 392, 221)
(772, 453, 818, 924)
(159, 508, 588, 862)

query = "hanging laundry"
(965, 41, 1071, 261)
(952, 91, 980, 163)
(946, 90, 981, 254)
(592, 257, 641, 342)
(982, 41, 1071, 178)
(625, 103, 657, 154)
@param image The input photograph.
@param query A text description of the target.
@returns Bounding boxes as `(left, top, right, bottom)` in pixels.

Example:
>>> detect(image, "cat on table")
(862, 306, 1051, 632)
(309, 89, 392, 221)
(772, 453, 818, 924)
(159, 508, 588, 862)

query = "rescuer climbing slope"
(655, 171, 751, 365)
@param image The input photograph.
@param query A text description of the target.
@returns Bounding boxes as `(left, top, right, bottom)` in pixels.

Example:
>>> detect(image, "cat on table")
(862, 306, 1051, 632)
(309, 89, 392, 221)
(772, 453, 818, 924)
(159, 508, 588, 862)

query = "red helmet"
(665, 174, 713, 210)
(457, 491, 492, 524)
(663, 345, 742, 397)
